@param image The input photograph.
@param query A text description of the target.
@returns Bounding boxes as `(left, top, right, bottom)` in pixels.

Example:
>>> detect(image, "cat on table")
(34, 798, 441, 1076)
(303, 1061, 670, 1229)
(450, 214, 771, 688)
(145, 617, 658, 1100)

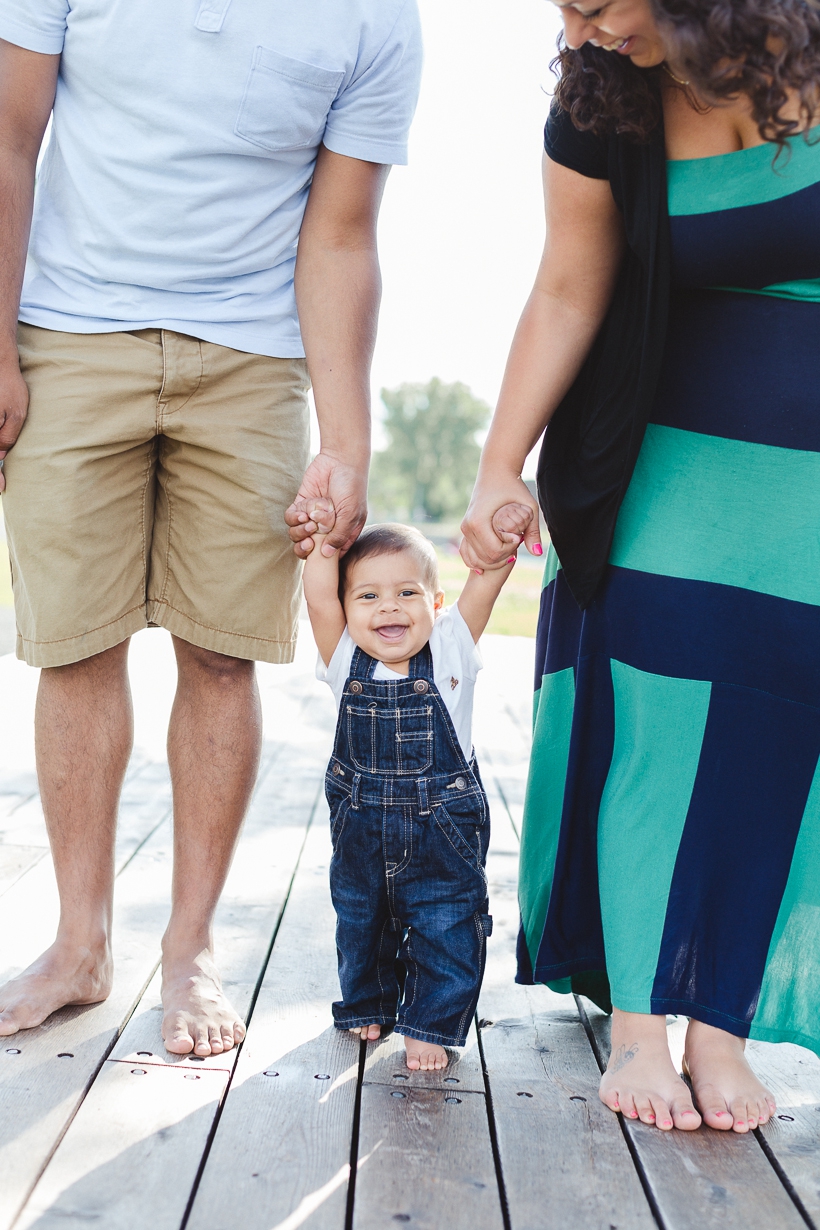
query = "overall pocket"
(345, 703, 433, 775)
(235, 48, 344, 152)
(433, 801, 488, 876)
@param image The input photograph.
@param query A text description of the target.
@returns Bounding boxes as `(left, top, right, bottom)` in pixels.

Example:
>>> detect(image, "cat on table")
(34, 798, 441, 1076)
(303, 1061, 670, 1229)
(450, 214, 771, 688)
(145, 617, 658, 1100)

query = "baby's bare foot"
(0, 937, 113, 1036)
(404, 1036, 448, 1071)
(349, 1024, 381, 1041)
(684, 1019, 776, 1133)
(599, 1008, 701, 1131)
(161, 945, 245, 1057)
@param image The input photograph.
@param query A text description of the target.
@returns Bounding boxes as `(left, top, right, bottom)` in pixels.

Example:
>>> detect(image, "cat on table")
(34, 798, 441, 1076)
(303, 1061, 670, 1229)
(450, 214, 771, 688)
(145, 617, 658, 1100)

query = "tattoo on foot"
(610, 1044, 639, 1074)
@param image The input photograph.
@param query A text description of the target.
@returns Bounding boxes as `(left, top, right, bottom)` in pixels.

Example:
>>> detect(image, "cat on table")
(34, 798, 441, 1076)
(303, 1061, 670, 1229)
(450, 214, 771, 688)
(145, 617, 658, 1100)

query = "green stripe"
(668, 127, 820, 216)
(541, 542, 561, 590)
(752, 751, 820, 1049)
(598, 660, 711, 1012)
(611, 424, 820, 608)
(715, 279, 820, 305)
(519, 667, 575, 968)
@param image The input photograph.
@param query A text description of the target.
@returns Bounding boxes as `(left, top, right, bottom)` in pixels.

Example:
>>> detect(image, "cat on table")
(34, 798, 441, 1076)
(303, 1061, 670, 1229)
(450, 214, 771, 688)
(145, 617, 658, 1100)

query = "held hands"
(285, 452, 366, 559)
(460, 481, 543, 574)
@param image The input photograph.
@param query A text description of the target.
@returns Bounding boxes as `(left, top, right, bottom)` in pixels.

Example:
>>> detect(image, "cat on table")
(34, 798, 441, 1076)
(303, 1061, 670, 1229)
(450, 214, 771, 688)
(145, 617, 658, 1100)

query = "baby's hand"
(290, 496, 336, 536)
(492, 502, 534, 548)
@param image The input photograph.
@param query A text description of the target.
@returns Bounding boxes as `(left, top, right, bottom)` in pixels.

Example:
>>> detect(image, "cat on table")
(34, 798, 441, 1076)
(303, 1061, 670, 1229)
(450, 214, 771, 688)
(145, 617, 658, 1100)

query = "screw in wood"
(393, 1073, 409, 1081)
(57, 1053, 74, 1059)
(189, 1055, 205, 1062)
(778, 1114, 795, 1121)
(314, 1073, 331, 1080)
(570, 1095, 587, 1102)
(137, 1051, 153, 1058)
(517, 1092, 533, 1098)
(184, 1074, 201, 1081)
(4, 1048, 21, 1055)
(444, 1096, 462, 1104)
(443, 1077, 459, 1084)
(131, 1069, 148, 1076)
(263, 1070, 280, 1077)
(391, 1090, 407, 1099)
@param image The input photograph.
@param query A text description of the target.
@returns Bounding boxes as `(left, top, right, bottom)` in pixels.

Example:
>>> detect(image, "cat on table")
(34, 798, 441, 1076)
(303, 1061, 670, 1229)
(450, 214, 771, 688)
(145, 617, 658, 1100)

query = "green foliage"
(369, 378, 490, 522)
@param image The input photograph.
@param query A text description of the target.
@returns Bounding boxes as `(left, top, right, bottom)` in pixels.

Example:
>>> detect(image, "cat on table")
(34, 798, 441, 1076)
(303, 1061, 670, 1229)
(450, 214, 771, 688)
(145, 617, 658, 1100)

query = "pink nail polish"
(507, 556, 516, 564)
(533, 543, 543, 556)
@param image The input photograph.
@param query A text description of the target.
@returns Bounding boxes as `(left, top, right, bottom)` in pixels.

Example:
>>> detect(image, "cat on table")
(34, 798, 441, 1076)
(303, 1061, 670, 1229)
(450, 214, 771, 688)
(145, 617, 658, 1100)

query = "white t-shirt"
(0, 0, 422, 358)
(317, 606, 482, 761)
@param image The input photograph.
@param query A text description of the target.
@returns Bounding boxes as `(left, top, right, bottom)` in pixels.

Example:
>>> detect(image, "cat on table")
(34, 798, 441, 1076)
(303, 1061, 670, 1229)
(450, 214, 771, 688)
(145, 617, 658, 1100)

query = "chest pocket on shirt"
(235, 47, 345, 153)
(345, 703, 434, 775)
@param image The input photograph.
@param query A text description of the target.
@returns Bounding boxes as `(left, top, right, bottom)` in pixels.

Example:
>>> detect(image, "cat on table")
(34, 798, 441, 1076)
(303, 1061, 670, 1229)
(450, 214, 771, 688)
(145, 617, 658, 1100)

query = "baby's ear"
(434, 589, 445, 613)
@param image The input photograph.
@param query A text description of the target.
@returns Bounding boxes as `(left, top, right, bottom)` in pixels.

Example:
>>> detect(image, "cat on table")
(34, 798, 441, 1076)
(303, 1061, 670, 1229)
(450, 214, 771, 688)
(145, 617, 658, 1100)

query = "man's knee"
(173, 638, 255, 685)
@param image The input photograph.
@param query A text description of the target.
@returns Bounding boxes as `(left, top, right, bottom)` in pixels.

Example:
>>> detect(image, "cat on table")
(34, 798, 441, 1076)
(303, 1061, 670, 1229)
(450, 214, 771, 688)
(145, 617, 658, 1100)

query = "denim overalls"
(325, 640, 493, 1047)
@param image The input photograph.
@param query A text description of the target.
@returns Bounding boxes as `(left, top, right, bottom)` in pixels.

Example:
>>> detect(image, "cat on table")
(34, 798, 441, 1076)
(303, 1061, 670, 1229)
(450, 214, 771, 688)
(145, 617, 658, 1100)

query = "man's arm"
(286, 145, 390, 558)
(0, 39, 59, 492)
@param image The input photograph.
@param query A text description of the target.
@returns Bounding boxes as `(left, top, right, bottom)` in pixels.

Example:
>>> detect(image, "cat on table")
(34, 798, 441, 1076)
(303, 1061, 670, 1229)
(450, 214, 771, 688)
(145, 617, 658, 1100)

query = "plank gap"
(475, 1013, 513, 1230)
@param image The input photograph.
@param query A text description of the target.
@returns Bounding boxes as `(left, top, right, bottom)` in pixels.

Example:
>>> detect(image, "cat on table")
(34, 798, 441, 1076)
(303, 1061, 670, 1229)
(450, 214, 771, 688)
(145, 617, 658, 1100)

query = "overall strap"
(350, 645, 378, 681)
(409, 642, 434, 680)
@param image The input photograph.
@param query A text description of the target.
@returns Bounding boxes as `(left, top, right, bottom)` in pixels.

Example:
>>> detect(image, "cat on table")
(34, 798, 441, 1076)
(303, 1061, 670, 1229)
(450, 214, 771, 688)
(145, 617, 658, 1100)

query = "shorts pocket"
(235, 47, 344, 153)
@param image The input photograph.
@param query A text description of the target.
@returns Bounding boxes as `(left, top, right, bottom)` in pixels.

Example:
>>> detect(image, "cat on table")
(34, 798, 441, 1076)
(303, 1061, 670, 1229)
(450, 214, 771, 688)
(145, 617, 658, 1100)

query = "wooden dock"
(1, 626, 820, 1230)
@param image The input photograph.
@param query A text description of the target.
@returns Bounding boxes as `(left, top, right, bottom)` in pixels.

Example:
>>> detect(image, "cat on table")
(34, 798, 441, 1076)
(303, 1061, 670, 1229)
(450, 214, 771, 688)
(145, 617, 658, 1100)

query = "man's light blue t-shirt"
(0, 0, 422, 357)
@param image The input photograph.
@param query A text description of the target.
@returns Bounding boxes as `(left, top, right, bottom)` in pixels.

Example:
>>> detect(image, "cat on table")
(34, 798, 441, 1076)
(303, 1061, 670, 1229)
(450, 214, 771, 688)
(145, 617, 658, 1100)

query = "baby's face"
(343, 549, 444, 671)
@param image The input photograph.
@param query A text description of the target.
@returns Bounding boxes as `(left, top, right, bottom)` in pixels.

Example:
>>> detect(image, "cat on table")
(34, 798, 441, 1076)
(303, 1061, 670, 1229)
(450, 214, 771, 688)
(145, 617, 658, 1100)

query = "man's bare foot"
(161, 945, 245, 1057)
(684, 1019, 776, 1132)
(599, 1008, 701, 1131)
(350, 1024, 381, 1040)
(404, 1036, 448, 1071)
(0, 937, 113, 1036)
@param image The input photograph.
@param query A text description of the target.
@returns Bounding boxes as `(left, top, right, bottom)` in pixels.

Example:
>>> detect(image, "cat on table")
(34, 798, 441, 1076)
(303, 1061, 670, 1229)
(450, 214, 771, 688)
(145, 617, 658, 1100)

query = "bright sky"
(369, 0, 563, 467)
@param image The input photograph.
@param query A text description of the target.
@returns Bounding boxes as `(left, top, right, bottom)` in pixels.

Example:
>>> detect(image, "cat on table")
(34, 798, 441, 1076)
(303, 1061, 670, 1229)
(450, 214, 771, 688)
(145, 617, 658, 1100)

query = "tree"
(369, 378, 490, 522)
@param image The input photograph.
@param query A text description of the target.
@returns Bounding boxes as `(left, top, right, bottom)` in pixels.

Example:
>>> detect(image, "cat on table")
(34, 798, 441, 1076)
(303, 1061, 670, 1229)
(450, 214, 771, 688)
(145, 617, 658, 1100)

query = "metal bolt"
(778, 1114, 795, 1122)
(136, 1051, 153, 1058)
(189, 1055, 205, 1062)
(444, 1077, 459, 1084)
(349, 681, 363, 694)
(264, 1070, 280, 1078)
(57, 1053, 74, 1059)
(413, 679, 429, 694)
(570, 1095, 587, 1102)
(454, 776, 466, 790)
(517, 1091, 533, 1098)
(131, 1068, 147, 1076)
(315, 1073, 331, 1080)
(391, 1090, 407, 1099)
(5, 1048, 21, 1055)
(393, 1073, 409, 1081)
(444, 1096, 461, 1104)
(185, 1073, 201, 1081)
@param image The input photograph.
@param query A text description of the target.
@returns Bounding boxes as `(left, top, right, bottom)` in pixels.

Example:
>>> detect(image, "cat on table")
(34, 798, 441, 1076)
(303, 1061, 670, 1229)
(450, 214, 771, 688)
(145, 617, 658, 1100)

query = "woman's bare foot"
(684, 1019, 776, 1132)
(404, 1036, 448, 1071)
(161, 945, 245, 1057)
(349, 1024, 382, 1040)
(599, 1008, 701, 1131)
(0, 936, 113, 1035)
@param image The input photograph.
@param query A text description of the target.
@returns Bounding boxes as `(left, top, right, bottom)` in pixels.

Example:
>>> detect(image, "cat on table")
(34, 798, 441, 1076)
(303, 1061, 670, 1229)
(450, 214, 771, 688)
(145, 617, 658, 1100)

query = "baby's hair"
(339, 524, 439, 601)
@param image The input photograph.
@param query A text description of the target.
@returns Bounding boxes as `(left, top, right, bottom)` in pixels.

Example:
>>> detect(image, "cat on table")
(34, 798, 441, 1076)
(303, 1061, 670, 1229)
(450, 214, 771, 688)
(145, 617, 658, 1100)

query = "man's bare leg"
(0, 642, 132, 1035)
(160, 638, 261, 1058)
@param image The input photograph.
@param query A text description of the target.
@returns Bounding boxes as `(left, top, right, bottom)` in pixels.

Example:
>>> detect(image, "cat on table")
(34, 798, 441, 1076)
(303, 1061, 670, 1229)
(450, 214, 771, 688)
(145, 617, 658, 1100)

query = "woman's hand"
(460, 472, 542, 572)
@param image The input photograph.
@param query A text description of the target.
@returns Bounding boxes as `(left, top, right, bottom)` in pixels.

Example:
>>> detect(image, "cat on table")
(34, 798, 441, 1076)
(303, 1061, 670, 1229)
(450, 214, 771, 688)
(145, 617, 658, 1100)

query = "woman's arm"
(460, 154, 626, 571)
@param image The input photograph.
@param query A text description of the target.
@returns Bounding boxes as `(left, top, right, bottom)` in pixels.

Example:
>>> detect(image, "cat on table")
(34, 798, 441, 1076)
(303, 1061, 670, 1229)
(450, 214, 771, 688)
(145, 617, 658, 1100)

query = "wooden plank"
(354, 1085, 503, 1230)
(187, 819, 359, 1230)
(15, 1061, 229, 1230)
(749, 1038, 820, 1223)
(0, 845, 45, 898)
(579, 1001, 808, 1230)
(478, 803, 655, 1230)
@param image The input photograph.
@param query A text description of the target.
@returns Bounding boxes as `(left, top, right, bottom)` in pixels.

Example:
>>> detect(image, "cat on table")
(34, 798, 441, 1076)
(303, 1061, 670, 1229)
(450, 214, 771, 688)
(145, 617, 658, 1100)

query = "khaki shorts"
(3, 325, 310, 667)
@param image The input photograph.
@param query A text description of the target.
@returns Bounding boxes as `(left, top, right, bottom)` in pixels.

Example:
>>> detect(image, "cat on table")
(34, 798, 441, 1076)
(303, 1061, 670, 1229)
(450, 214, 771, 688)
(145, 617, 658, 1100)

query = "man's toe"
(208, 1028, 224, 1054)
(164, 1022, 195, 1055)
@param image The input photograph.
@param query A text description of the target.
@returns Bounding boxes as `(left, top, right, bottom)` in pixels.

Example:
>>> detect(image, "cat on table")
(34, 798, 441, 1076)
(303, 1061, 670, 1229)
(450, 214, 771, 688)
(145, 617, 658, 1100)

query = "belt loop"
(352, 773, 361, 810)
(417, 778, 430, 816)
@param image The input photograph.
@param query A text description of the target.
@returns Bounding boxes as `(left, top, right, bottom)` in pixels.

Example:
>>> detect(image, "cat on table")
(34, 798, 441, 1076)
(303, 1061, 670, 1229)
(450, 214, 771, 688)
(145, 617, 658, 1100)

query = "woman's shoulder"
(544, 101, 610, 181)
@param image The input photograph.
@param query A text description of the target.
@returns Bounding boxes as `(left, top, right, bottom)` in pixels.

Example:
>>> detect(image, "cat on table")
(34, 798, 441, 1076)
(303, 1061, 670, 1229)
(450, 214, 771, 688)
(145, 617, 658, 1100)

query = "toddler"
(300, 501, 533, 1070)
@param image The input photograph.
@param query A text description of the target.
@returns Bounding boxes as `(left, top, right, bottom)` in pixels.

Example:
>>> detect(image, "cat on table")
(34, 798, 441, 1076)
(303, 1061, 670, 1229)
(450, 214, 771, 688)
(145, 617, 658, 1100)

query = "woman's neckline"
(667, 122, 820, 165)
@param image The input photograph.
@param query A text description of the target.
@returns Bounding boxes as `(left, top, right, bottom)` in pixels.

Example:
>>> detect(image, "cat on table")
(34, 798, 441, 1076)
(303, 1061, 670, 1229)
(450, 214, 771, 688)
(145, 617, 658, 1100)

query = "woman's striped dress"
(518, 131, 820, 1052)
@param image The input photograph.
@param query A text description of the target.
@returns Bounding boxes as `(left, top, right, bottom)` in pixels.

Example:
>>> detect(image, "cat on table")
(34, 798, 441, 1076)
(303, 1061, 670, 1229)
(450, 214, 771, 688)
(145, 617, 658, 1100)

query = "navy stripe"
(671, 179, 820, 290)
(651, 682, 820, 1025)
(651, 290, 820, 451)
(538, 567, 820, 710)
(529, 652, 612, 981)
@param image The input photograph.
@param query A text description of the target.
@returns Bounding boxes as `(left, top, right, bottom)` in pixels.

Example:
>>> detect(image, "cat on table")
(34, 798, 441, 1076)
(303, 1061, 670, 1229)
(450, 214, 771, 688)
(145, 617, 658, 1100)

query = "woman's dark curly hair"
(553, 0, 820, 146)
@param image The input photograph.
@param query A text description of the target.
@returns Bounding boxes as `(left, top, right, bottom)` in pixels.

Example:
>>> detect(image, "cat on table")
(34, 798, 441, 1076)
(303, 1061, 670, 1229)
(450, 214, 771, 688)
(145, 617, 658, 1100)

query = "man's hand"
(0, 359, 29, 492)
(286, 451, 367, 558)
